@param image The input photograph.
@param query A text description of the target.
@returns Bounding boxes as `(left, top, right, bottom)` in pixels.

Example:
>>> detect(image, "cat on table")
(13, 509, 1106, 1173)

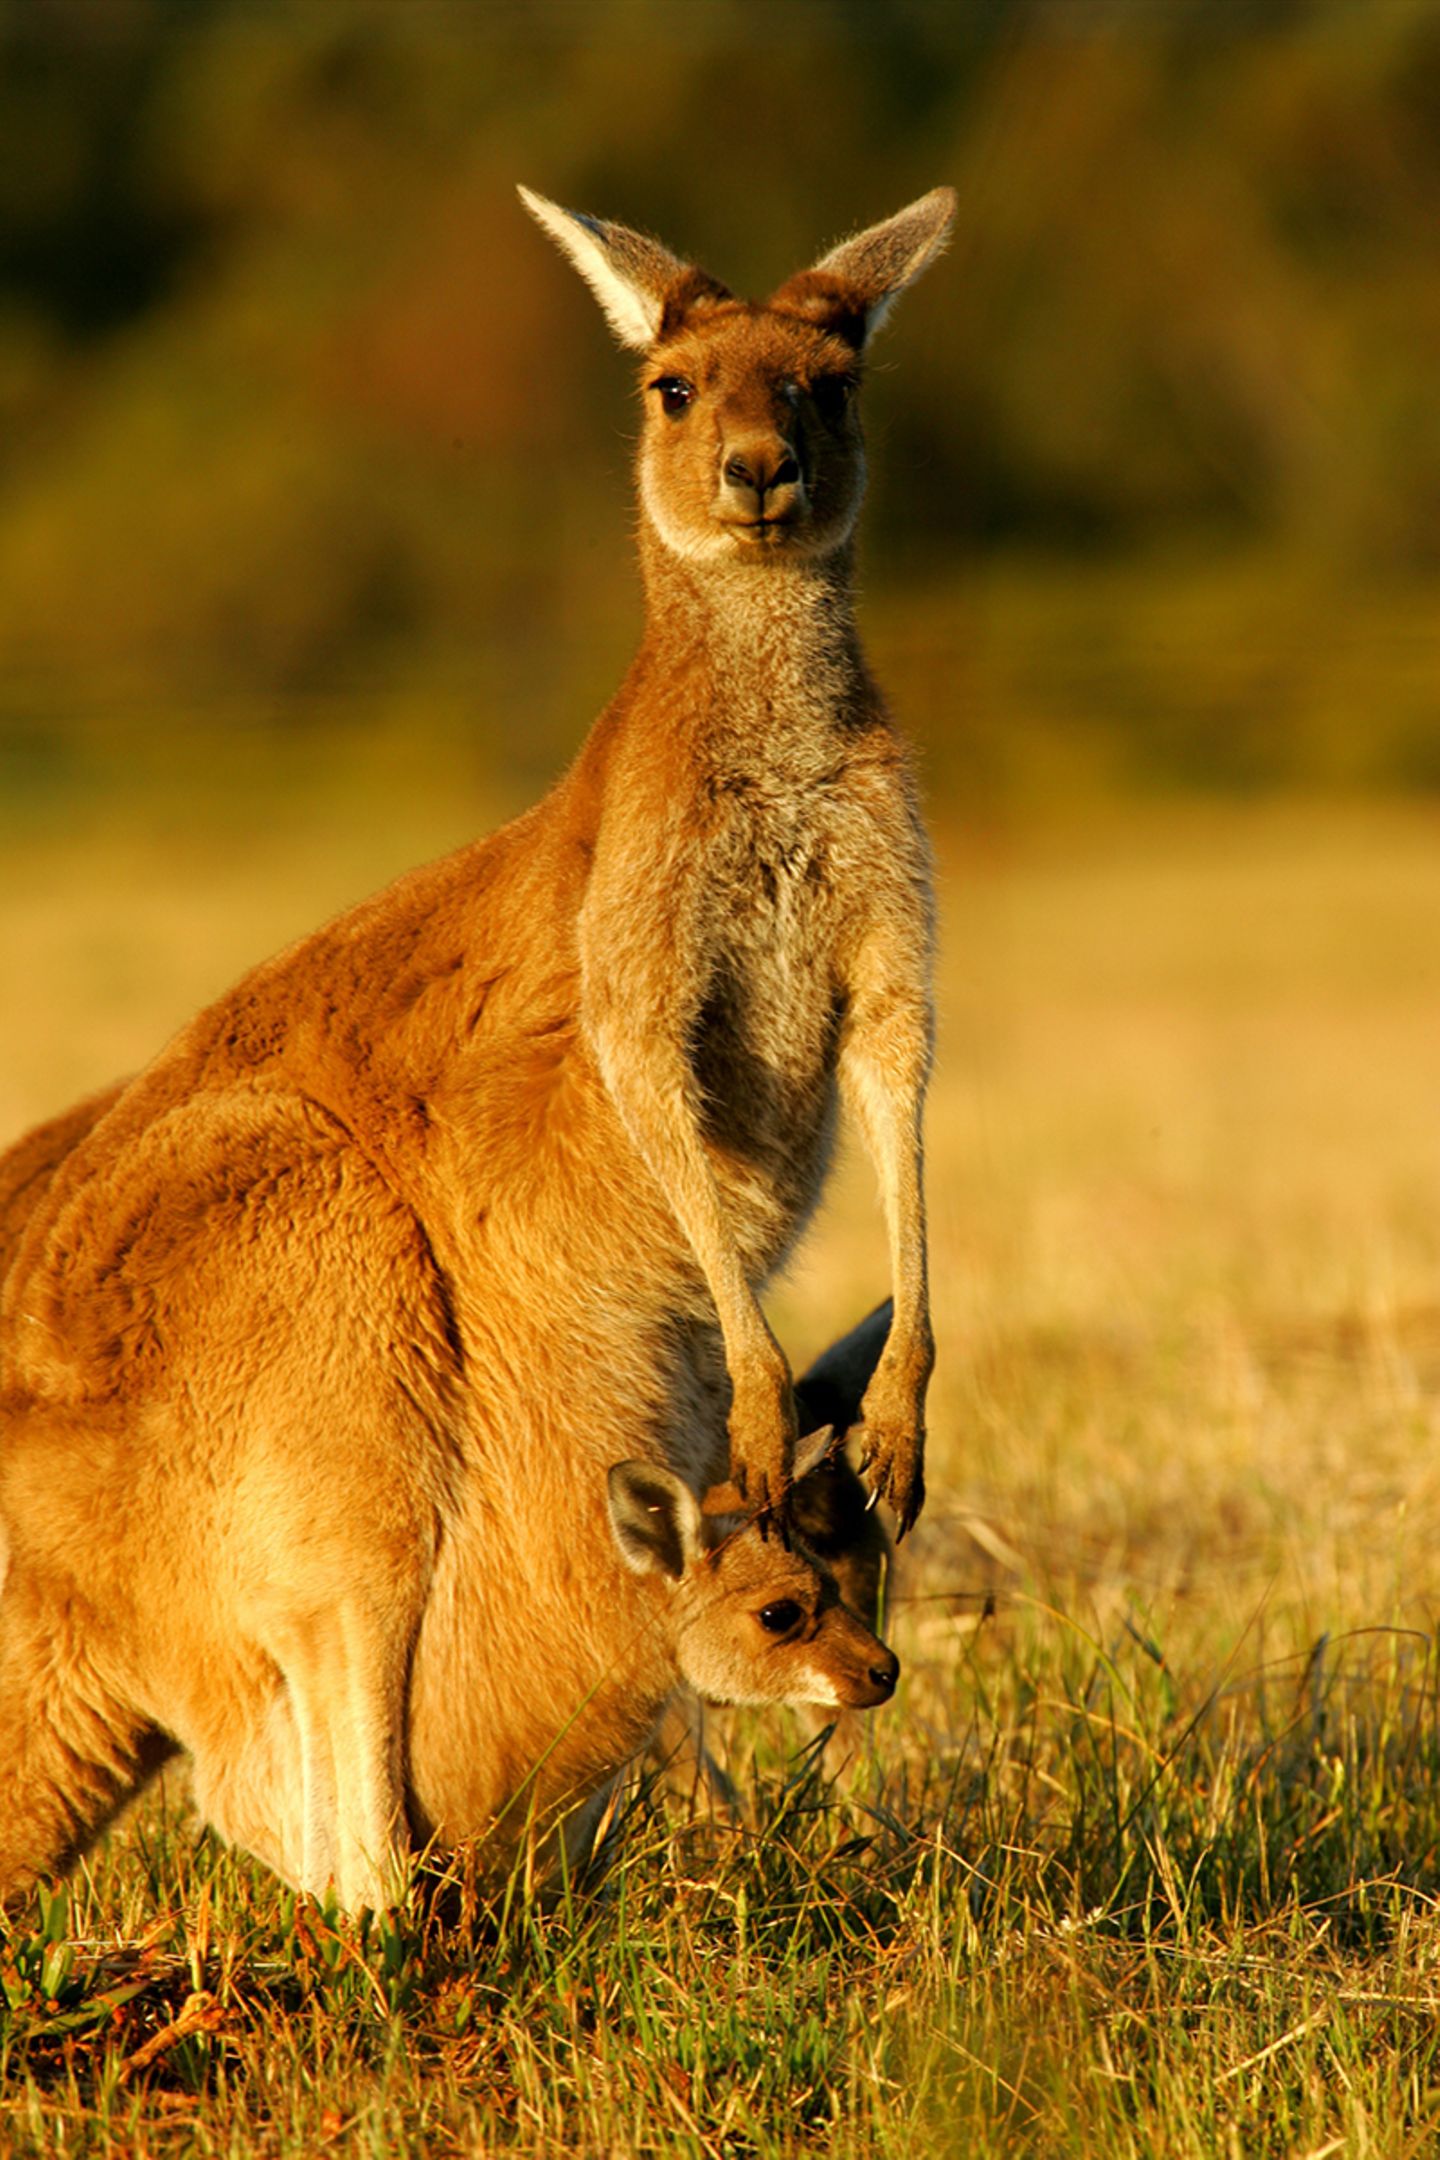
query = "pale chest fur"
(582, 559, 928, 1284)
(687, 747, 906, 1265)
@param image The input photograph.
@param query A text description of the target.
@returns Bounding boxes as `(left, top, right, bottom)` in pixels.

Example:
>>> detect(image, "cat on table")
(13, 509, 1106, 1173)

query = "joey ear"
(518, 186, 729, 350)
(792, 1424, 839, 1484)
(794, 1300, 893, 1440)
(607, 1461, 703, 1579)
(770, 186, 956, 350)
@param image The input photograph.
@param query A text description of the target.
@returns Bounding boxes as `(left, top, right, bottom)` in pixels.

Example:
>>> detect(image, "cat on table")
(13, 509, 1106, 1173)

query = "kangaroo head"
(519, 186, 955, 568)
(606, 1455, 899, 1712)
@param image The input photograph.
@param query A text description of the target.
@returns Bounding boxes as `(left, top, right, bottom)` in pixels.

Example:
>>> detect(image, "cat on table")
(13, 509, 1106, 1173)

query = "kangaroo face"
(520, 183, 954, 588)
(675, 1525, 898, 1711)
(607, 1459, 899, 1712)
(636, 310, 867, 568)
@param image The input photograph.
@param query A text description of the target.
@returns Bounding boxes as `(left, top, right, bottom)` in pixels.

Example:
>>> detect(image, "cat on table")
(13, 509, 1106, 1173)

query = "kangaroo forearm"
(584, 1003, 795, 1472)
(837, 1000, 932, 1534)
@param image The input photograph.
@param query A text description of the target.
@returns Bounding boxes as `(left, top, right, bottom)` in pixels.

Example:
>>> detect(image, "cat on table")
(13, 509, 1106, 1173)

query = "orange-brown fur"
(0, 189, 949, 1911)
(0, 1085, 122, 1292)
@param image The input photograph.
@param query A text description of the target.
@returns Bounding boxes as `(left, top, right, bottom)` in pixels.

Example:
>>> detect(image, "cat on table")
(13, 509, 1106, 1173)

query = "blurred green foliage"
(0, 0, 1437, 809)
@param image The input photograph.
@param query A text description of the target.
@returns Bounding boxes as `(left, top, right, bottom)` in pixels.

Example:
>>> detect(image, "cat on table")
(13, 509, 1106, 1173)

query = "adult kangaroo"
(0, 188, 949, 1910)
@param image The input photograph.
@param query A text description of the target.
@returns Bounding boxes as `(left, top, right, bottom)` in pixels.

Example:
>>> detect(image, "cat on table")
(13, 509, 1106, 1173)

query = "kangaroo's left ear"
(769, 187, 956, 350)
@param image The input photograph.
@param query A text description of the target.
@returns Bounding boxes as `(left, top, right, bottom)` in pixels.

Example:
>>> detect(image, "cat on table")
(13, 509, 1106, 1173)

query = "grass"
(3, 757, 1440, 2154)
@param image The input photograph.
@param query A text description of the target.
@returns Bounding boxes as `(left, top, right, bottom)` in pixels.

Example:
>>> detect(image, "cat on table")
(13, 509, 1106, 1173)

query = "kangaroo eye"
(650, 376, 695, 418)
(811, 375, 855, 427)
(758, 1600, 804, 1636)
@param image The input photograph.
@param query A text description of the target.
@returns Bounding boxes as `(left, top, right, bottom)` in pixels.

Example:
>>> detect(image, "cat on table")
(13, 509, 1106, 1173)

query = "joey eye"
(811, 375, 856, 427)
(650, 375, 695, 418)
(758, 1599, 804, 1636)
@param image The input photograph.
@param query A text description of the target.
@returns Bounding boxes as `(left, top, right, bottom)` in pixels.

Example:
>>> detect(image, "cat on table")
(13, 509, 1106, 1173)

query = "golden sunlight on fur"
(0, 188, 952, 1914)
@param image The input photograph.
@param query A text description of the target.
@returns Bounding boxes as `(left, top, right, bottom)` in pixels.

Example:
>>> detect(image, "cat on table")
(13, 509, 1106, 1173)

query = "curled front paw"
(854, 1417, 926, 1540)
(708, 1384, 798, 1535)
(701, 1462, 792, 1538)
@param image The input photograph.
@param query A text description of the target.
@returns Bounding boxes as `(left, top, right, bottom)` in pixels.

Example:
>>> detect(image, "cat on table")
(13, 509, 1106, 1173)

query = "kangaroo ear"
(792, 1424, 839, 1484)
(770, 187, 956, 350)
(519, 186, 729, 350)
(607, 1461, 704, 1579)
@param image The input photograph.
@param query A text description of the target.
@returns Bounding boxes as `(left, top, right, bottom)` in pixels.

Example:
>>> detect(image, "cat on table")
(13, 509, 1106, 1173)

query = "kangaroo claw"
(853, 1416, 926, 1539)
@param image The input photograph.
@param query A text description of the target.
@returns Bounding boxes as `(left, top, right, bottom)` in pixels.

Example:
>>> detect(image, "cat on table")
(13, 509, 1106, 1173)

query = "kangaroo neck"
(633, 523, 872, 751)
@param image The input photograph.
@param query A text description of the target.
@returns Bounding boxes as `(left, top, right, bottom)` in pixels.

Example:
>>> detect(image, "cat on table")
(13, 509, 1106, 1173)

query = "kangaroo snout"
(853, 1645, 900, 1708)
(720, 436, 805, 525)
(820, 1613, 900, 1711)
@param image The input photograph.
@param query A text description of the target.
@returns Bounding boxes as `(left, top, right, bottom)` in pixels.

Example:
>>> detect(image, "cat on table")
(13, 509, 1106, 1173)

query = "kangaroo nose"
(724, 449, 801, 491)
(868, 1650, 899, 1700)
(722, 444, 802, 512)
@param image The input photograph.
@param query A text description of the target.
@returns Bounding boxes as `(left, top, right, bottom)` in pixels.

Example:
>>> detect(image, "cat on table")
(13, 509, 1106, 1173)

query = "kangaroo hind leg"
(295, 1596, 412, 1915)
(0, 1567, 171, 1912)
(191, 1598, 413, 1916)
(188, 1598, 414, 1918)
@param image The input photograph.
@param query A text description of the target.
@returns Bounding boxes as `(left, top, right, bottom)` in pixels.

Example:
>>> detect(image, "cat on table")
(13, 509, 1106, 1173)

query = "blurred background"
(3, 0, 1439, 817)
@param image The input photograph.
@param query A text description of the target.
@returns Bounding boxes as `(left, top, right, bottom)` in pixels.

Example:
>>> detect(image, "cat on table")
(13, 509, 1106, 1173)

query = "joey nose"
(868, 1651, 899, 1700)
(838, 1646, 900, 1709)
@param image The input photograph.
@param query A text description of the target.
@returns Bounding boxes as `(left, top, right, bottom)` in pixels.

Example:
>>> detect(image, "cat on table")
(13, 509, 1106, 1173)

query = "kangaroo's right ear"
(607, 1461, 704, 1580)
(519, 187, 730, 350)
